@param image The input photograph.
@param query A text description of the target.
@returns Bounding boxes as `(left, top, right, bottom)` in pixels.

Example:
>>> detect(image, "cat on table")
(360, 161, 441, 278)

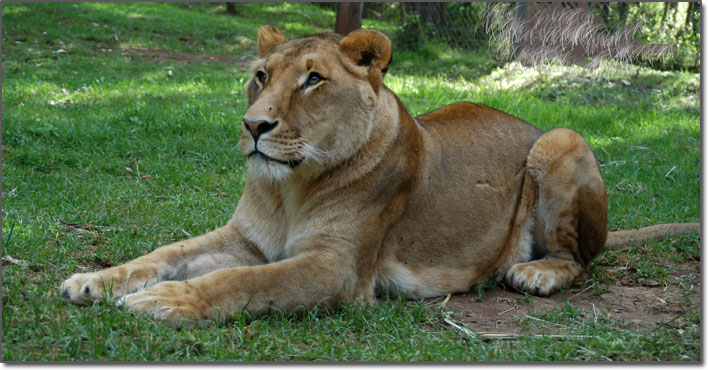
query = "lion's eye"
(256, 71, 267, 85)
(303, 72, 324, 89)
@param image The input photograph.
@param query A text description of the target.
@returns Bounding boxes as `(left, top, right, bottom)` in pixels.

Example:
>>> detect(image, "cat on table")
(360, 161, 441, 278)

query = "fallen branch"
(59, 220, 123, 233)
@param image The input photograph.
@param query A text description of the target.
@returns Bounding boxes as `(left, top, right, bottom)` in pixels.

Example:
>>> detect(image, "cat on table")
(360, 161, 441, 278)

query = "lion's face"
(241, 26, 392, 182)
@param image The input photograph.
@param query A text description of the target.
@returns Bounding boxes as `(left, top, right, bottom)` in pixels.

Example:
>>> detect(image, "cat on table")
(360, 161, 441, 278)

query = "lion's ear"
(339, 29, 392, 72)
(339, 29, 392, 92)
(257, 25, 287, 57)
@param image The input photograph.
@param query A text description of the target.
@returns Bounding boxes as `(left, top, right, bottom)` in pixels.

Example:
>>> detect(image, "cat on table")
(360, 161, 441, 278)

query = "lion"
(60, 26, 699, 324)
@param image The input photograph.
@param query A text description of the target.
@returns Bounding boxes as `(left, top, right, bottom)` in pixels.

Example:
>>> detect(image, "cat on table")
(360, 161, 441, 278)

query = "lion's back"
(416, 102, 543, 191)
(416, 102, 543, 145)
(415, 102, 543, 198)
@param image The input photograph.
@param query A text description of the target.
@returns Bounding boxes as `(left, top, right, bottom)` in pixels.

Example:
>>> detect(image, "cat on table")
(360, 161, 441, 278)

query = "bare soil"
(429, 260, 700, 335)
(122, 47, 254, 67)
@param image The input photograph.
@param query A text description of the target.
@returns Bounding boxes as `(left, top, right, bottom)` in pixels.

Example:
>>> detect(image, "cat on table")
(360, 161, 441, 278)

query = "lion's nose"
(243, 119, 278, 141)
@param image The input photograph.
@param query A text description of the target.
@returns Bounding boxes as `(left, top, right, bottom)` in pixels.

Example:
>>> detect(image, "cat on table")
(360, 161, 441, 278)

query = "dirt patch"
(122, 47, 254, 67)
(430, 260, 700, 335)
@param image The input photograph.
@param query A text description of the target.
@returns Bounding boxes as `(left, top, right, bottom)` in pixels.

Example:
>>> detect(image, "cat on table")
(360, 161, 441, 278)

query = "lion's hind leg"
(506, 128, 608, 296)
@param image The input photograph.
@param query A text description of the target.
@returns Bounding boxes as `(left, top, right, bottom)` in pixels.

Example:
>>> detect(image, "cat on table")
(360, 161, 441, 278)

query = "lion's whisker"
(299, 142, 336, 164)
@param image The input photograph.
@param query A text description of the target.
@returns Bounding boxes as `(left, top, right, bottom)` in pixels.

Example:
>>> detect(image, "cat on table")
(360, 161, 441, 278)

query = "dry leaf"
(3, 255, 28, 265)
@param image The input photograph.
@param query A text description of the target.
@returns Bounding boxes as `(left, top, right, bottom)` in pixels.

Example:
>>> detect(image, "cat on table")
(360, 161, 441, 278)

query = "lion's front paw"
(118, 281, 211, 326)
(60, 266, 158, 305)
(59, 271, 121, 305)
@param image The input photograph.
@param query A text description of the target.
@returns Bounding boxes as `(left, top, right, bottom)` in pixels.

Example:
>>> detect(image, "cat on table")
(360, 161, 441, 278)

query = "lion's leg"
(60, 224, 266, 305)
(119, 246, 359, 324)
(506, 128, 608, 296)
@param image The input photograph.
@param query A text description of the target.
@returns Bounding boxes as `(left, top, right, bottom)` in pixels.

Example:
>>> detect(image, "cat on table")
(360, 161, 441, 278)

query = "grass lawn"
(2, 2, 700, 362)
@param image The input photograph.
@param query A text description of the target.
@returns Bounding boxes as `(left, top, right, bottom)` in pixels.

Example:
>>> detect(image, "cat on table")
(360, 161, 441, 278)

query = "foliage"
(375, 2, 489, 53)
(622, 2, 700, 71)
(2, 2, 700, 362)
(360, 2, 699, 71)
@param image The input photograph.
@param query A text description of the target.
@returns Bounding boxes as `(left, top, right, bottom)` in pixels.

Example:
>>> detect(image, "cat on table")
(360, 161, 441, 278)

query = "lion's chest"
(237, 211, 289, 262)
(232, 181, 313, 262)
(232, 186, 290, 262)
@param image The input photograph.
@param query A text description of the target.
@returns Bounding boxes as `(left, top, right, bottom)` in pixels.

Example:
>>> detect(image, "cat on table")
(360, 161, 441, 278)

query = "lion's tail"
(605, 223, 700, 249)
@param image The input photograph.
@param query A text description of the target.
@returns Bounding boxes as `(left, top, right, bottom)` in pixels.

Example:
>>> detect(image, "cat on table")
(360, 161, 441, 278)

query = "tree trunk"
(225, 2, 237, 15)
(335, 3, 363, 36)
(661, 2, 670, 25)
(412, 2, 446, 27)
(617, 2, 629, 26)
(684, 2, 697, 34)
(598, 2, 610, 27)
(688, 1, 699, 36)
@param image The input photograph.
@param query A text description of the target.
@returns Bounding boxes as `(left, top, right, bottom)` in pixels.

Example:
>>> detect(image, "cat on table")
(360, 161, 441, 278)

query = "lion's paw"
(60, 271, 122, 305)
(60, 266, 159, 305)
(505, 259, 582, 296)
(118, 281, 211, 327)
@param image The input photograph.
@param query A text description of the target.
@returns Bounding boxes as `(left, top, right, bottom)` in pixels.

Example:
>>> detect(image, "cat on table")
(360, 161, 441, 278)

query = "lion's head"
(241, 25, 393, 182)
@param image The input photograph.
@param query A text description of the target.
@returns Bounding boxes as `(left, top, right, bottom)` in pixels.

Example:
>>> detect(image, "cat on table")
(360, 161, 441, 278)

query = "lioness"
(60, 26, 699, 324)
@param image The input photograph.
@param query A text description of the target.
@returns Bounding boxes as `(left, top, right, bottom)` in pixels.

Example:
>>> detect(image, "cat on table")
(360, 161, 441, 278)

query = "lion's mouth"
(248, 151, 303, 168)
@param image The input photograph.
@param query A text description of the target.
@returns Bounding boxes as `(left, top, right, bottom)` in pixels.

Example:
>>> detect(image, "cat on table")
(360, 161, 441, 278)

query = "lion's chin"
(246, 155, 294, 183)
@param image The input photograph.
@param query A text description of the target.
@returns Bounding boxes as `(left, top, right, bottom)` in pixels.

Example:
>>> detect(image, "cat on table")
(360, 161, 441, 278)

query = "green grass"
(2, 2, 700, 362)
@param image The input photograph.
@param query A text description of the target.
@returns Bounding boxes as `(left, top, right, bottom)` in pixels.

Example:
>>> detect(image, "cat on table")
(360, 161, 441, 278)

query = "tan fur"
(60, 26, 700, 324)
(257, 25, 287, 57)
